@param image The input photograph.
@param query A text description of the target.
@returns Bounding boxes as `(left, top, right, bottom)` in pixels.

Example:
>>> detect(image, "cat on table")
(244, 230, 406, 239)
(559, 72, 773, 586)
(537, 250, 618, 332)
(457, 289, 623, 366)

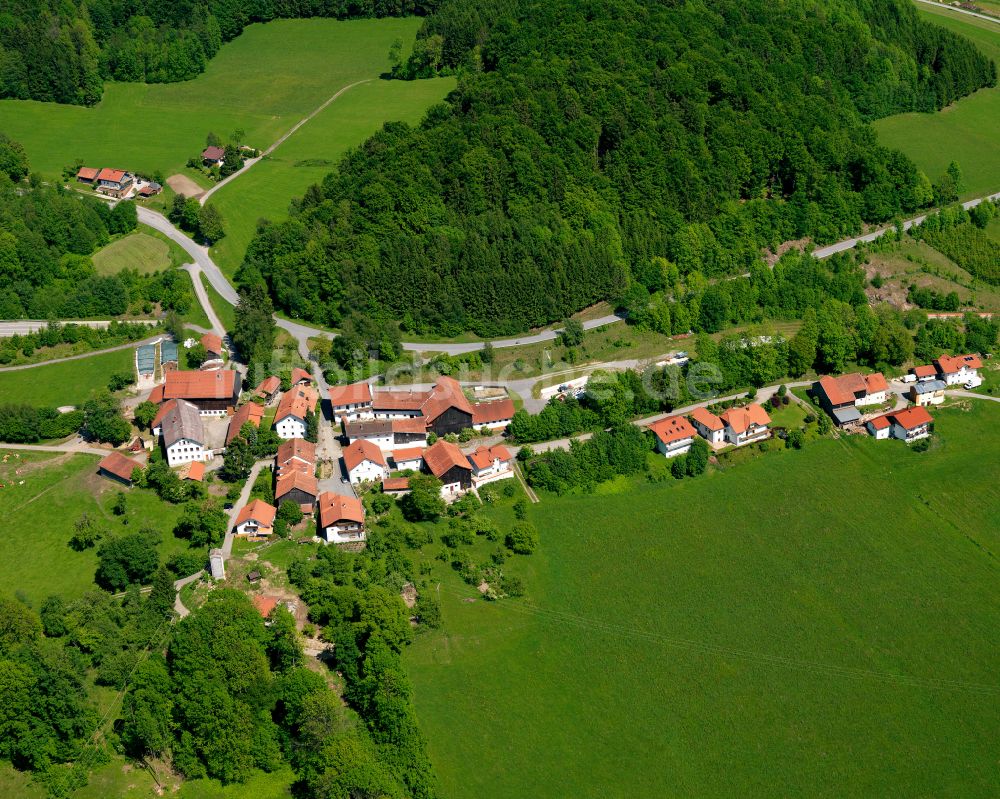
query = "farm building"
(200, 333, 224, 361)
(471, 397, 516, 431)
(423, 439, 472, 497)
(813, 372, 889, 426)
(76, 167, 99, 184)
(226, 402, 265, 445)
(254, 376, 281, 402)
(866, 415, 891, 440)
(317, 492, 366, 545)
(329, 381, 374, 421)
(161, 399, 210, 467)
(97, 451, 140, 486)
(371, 377, 513, 436)
(343, 439, 390, 485)
(160, 339, 178, 367)
(381, 477, 410, 496)
(234, 499, 276, 536)
(648, 415, 697, 458)
(911, 364, 937, 380)
(391, 447, 423, 472)
(277, 438, 316, 474)
(137, 182, 161, 197)
(275, 470, 318, 513)
(291, 367, 313, 386)
(274, 385, 320, 439)
(162, 370, 239, 416)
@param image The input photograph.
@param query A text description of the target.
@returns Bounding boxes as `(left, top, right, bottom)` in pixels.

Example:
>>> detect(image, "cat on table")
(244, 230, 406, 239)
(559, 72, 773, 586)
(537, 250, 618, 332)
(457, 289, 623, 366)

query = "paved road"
(914, 0, 1000, 25)
(0, 320, 159, 336)
(181, 264, 226, 336)
(199, 78, 373, 206)
(945, 388, 1000, 403)
(0, 334, 161, 373)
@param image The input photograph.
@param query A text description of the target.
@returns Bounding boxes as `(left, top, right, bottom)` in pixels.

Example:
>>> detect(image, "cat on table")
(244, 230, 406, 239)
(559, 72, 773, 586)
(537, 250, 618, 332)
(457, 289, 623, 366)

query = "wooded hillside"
(237, 0, 995, 337)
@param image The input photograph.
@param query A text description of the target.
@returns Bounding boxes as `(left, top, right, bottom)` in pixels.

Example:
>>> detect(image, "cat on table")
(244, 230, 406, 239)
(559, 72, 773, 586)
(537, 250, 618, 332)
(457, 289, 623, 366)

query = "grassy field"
(0, 347, 134, 406)
(94, 232, 173, 275)
(875, 6, 1000, 198)
(0, 18, 422, 180)
(200, 274, 236, 332)
(407, 400, 1000, 798)
(0, 452, 194, 605)
(210, 75, 455, 277)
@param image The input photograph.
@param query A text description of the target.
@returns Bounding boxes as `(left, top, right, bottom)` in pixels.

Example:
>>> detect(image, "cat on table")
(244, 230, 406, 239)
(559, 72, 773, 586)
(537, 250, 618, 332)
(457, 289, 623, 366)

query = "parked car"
(964, 378, 983, 390)
(901, 374, 916, 384)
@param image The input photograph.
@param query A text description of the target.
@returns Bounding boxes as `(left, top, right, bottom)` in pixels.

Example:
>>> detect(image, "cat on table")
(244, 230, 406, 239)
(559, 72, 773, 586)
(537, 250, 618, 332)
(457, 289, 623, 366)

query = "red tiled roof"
(392, 447, 424, 463)
(164, 369, 237, 401)
(202, 146, 225, 161)
(291, 367, 312, 385)
(912, 364, 937, 378)
(343, 439, 387, 472)
(255, 376, 281, 396)
(277, 438, 316, 467)
(98, 451, 139, 482)
(863, 372, 888, 393)
(235, 499, 276, 527)
(719, 403, 771, 435)
(329, 381, 373, 407)
(138, 185, 158, 196)
(76, 167, 99, 180)
(151, 399, 177, 430)
(891, 406, 933, 430)
(275, 385, 319, 424)
(868, 415, 890, 430)
(275, 469, 318, 501)
(97, 168, 127, 183)
(817, 375, 855, 407)
(148, 384, 165, 404)
(391, 418, 427, 434)
(423, 439, 471, 477)
(422, 376, 473, 422)
(820, 372, 887, 405)
(372, 389, 430, 411)
(226, 402, 265, 444)
(252, 595, 279, 617)
(648, 415, 696, 445)
(472, 398, 515, 425)
(382, 477, 410, 491)
(318, 492, 365, 527)
(689, 406, 723, 431)
(200, 333, 223, 354)
(185, 461, 205, 481)
(467, 444, 513, 470)
(935, 353, 982, 374)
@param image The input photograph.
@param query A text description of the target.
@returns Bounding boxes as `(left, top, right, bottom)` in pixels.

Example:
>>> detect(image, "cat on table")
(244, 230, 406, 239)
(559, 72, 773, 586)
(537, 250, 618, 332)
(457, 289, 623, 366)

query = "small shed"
(209, 549, 226, 580)
(98, 451, 140, 486)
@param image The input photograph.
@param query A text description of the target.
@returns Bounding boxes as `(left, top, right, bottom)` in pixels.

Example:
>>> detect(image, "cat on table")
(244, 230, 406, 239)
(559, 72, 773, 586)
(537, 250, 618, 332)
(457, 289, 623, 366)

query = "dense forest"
(0, 0, 440, 104)
(236, 0, 995, 337)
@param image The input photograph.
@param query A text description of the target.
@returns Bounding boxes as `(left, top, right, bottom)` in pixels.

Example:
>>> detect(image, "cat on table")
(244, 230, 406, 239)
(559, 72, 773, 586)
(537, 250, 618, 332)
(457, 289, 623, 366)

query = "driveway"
(222, 459, 271, 557)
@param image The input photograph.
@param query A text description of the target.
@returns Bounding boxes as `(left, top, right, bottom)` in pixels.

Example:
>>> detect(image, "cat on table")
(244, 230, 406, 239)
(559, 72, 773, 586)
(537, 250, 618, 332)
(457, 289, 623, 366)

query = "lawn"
(875, 6, 1000, 198)
(0, 452, 195, 605)
(210, 75, 456, 277)
(406, 400, 1000, 798)
(0, 347, 134, 406)
(93, 232, 173, 275)
(201, 273, 236, 332)
(0, 17, 423, 181)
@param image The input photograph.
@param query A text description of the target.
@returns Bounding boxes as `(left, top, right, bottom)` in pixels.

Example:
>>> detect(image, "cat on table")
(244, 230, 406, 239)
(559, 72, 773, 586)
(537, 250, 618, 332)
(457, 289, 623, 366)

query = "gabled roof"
(935, 353, 982, 374)
(468, 445, 513, 470)
(912, 379, 947, 395)
(76, 167, 99, 180)
(252, 595, 279, 617)
(202, 146, 225, 160)
(318, 492, 365, 527)
(648, 415, 696, 445)
(818, 372, 887, 405)
(164, 370, 238, 401)
(275, 385, 319, 424)
(254, 376, 281, 396)
(423, 439, 471, 477)
(226, 402, 265, 444)
(151, 399, 177, 430)
(372, 388, 430, 411)
(816, 375, 855, 407)
(97, 168, 128, 183)
(392, 447, 424, 463)
(867, 415, 890, 431)
(392, 417, 428, 435)
(719, 403, 771, 434)
(235, 498, 276, 527)
(161, 399, 205, 448)
(329, 380, 373, 407)
(421, 376, 474, 422)
(472, 398, 515, 425)
(382, 477, 410, 491)
(291, 367, 313, 385)
(277, 438, 316, 467)
(200, 333, 223, 354)
(863, 372, 888, 393)
(689, 406, 723, 431)
(912, 364, 937, 378)
(346, 419, 393, 439)
(185, 461, 205, 481)
(890, 406, 933, 430)
(148, 384, 165, 404)
(98, 451, 139, 482)
(275, 469, 318, 501)
(343, 439, 387, 472)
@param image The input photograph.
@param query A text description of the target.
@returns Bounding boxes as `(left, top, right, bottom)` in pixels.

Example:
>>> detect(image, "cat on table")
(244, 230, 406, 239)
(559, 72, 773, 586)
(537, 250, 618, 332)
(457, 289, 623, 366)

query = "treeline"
(239, 0, 995, 337)
(912, 200, 1000, 285)
(0, 0, 440, 105)
(0, 405, 84, 442)
(0, 320, 158, 366)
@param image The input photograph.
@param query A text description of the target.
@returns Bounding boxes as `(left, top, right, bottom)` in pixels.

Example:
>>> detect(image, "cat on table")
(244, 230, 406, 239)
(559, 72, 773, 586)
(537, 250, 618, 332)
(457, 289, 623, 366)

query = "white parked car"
(964, 377, 983, 390)
(900, 374, 916, 384)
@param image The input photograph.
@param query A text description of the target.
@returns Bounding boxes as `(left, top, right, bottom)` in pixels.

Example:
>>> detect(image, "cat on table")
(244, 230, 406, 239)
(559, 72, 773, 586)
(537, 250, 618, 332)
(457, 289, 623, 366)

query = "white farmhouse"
(274, 385, 319, 440)
(343, 439, 390, 484)
(161, 399, 210, 467)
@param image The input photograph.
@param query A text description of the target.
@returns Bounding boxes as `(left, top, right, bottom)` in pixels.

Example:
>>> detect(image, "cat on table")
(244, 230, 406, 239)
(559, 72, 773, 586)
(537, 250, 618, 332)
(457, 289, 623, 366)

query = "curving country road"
(913, 0, 1000, 25)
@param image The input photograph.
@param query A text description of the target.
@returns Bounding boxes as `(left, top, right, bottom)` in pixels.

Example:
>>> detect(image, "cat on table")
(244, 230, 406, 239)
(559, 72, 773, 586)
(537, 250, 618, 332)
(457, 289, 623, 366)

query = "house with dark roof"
(98, 451, 141, 486)
(423, 439, 472, 497)
(202, 145, 225, 165)
(719, 404, 771, 446)
(648, 415, 697, 458)
(317, 492, 366, 545)
(909, 379, 947, 407)
(161, 399, 209, 467)
(471, 398, 515, 431)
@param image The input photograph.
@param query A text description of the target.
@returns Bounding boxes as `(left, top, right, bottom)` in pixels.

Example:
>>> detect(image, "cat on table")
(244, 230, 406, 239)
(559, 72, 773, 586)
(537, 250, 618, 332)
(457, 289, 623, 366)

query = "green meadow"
(0, 17, 422, 180)
(875, 6, 1000, 198)
(93, 232, 174, 275)
(407, 401, 1000, 798)
(209, 75, 455, 277)
(0, 347, 134, 406)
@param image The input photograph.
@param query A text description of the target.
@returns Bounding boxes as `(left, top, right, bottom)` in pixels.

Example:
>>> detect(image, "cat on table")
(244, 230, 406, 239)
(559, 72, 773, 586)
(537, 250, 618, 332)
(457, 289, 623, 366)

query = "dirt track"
(166, 174, 203, 198)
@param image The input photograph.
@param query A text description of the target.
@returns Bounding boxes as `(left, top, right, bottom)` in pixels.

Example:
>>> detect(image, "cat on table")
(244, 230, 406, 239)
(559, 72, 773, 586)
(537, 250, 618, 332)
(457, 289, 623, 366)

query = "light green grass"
(93, 232, 172, 276)
(407, 401, 1000, 798)
(0, 347, 134, 406)
(875, 6, 1000, 198)
(209, 75, 455, 277)
(0, 452, 192, 605)
(180, 270, 213, 329)
(200, 274, 236, 332)
(0, 18, 422, 180)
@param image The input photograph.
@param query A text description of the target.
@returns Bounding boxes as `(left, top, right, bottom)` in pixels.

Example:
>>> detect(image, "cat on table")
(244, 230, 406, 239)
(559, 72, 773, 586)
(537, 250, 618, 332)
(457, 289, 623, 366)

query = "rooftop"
(318, 492, 365, 527)
(277, 438, 316, 466)
(329, 380, 373, 407)
(689, 406, 724, 431)
(163, 369, 238, 401)
(648, 415, 697, 445)
(719, 403, 771, 434)
(891, 406, 933, 430)
(235, 498, 276, 527)
(161, 399, 204, 448)
(472, 398, 515, 425)
(468, 444, 513, 470)
(343, 439, 387, 472)
(423, 439, 471, 477)
(226, 402, 265, 444)
(935, 353, 982, 374)
(98, 451, 139, 482)
(276, 469, 318, 500)
(275, 385, 319, 424)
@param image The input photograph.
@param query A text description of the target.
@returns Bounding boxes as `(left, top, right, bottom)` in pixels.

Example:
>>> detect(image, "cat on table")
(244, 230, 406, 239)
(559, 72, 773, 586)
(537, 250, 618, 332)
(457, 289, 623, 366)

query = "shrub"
(506, 522, 538, 555)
